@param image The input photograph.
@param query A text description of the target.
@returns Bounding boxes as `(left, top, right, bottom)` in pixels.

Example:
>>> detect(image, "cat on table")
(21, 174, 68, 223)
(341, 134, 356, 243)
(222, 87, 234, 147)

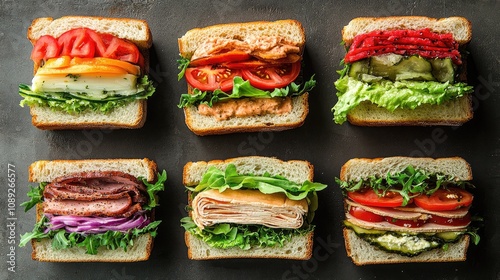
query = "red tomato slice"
(104, 37, 140, 64)
(190, 51, 251, 67)
(349, 206, 384, 222)
(31, 35, 61, 63)
(85, 29, 108, 57)
(185, 66, 242, 92)
(241, 62, 301, 90)
(347, 188, 408, 208)
(429, 213, 471, 227)
(57, 28, 95, 58)
(414, 188, 473, 211)
(385, 216, 426, 228)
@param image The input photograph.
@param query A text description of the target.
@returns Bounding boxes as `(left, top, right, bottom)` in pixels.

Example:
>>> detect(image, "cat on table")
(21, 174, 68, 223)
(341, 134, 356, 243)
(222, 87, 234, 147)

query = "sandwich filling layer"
(181, 163, 327, 250)
(337, 165, 479, 257)
(20, 170, 166, 254)
(333, 26, 474, 124)
(19, 28, 156, 114)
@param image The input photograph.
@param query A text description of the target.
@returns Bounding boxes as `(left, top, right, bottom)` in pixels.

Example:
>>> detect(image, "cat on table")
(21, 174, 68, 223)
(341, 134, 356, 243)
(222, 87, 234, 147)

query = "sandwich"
(19, 158, 166, 262)
(336, 157, 480, 265)
(19, 16, 156, 129)
(332, 16, 474, 125)
(177, 20, 316, 135)
(180, 156, 327, 259)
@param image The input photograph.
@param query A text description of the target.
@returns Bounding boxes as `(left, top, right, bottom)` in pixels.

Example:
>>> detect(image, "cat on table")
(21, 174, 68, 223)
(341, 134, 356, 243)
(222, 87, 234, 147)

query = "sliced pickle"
(430, 57, 455, 83)
(371, 55, 434, 81)
(348, 60, 369, 79)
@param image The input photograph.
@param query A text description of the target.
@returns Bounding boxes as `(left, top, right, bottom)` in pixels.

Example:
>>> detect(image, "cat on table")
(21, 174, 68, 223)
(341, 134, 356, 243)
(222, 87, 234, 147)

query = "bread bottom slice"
(343, 228, 469, 265)
(185, 231, 313, 260)
(31, 233, 153, 262)
(183, 94, 309, 135)
(29, 100, 146, 129)
(347, 95, 472, 126)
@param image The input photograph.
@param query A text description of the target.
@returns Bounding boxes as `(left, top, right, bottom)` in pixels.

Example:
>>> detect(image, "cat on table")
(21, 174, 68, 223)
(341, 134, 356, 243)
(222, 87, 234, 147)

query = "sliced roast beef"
(43, 196, 133, 217)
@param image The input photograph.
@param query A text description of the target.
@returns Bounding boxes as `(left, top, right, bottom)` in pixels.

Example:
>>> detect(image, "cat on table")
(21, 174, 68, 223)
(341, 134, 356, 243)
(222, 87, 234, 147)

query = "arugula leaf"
(336, 166, 473, 206)
(177, 56, 190, 81)
(181, 217, 313, 250)
(178, 75, 316, 108)
(140, 170, 167, 210)
(188, 164, 327, 201)
(20, 182, 47, 212)
(19, 215, 50, 247)
(19, 75, 156, 114)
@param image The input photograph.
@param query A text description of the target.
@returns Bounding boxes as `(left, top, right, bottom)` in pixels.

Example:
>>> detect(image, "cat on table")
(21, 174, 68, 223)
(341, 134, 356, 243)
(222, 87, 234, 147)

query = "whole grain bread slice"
(28, 158, 158, 262)
(183, 156, 316, 260)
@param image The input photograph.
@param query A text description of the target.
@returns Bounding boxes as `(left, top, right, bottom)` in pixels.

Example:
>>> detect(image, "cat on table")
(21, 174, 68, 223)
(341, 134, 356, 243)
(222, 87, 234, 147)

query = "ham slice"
(346, 199, 424, 220)
(44, 197, 132, 217)
(394, 205, 470, 218)
(192, 189, 308, 229)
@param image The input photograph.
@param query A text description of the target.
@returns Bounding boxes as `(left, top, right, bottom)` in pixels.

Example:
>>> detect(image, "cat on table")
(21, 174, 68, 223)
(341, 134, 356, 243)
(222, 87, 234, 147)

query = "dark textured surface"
(1, 0, 499, 279)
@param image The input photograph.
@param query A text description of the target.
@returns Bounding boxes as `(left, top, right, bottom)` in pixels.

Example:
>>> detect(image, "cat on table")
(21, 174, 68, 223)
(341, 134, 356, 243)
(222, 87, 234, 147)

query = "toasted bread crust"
(346, 96, 473, 126)
(29, 158, 157, 183)
(183, 94, 309, 136)
(342, 16, 472, 45)
(343, 228, 469, 265)
(178, 19, 305, 59)
(29, 100, 147, 130)
(339, 156, 472, 182)
(185, 231, 313, 260)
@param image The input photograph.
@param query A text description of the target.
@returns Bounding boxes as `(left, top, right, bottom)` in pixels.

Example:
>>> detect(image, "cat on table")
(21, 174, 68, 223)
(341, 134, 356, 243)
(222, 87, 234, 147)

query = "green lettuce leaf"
(332, 76, 474, 124)
(178, 75, 316, 108)
(19, 75, 156, 114)
(188, 163, 327, 201)
(181, 217, 313, 250)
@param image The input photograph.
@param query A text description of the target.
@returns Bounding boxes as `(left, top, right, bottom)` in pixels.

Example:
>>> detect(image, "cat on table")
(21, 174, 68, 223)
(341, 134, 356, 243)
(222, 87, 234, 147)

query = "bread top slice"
(178, 19, 305, 59)
(342, 16, 471, 45)
(28, 16, 152, 49)
(29, 158, 158, 183)
(340, 156, 472, 182)
(183, 156, 314, 186)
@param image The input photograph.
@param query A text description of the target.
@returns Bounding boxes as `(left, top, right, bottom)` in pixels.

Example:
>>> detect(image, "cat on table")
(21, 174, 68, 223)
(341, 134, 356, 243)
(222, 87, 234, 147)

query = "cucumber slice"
(430, 58, 455, 83)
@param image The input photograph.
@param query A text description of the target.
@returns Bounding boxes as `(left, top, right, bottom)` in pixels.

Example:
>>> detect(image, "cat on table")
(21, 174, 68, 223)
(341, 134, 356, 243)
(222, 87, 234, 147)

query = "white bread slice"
(340, 16, 472, 126)
(29, 100, 146, 130)
(185, 231, 313, 260)
(178, 19, 305, 59)
(183, 156, 315, 260)
(25, 16, 152, 130)
(342, 16, 471, 45)
(339, 156, 472, 182)
(340, 157, 472, 265)
(28, 158, 158, 262)
(183, 93, 309, 136)
(179, 20, 309, 135)
(347, 96, 472, 126)
(343, 228, 469, 265)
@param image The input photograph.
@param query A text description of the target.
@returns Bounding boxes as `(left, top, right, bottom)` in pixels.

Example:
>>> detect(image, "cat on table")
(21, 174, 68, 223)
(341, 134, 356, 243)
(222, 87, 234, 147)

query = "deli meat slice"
(43, 197, 132, 217)
(346, 213, 469, 233)
(44, 171, 147, 204)
(346, 199, 423, 220)
(192, 189, 308, 229)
